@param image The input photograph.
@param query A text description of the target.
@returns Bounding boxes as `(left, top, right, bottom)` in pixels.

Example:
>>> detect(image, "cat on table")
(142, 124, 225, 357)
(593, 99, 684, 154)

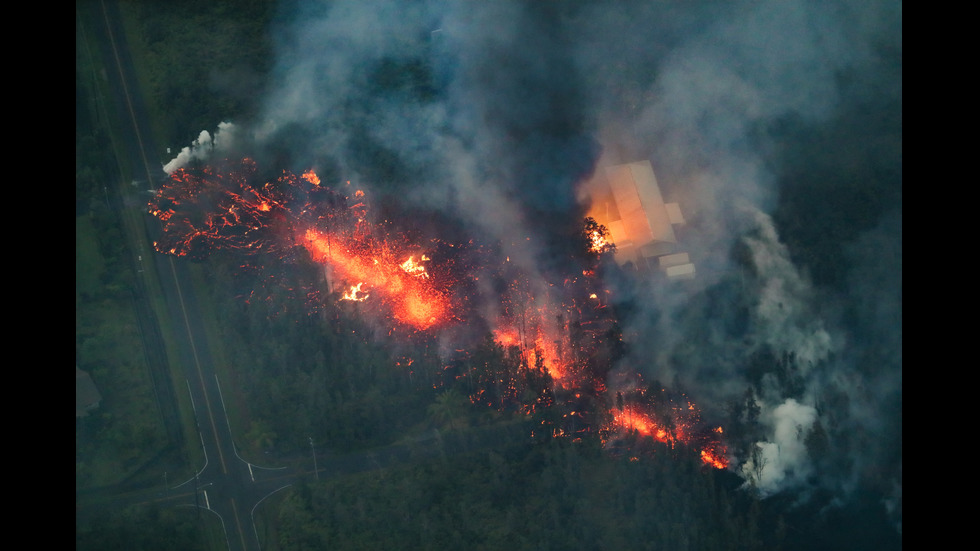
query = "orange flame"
(342, 282, 369, 301)
(491, 310, 571, 385)
(588, 229, 610, 253)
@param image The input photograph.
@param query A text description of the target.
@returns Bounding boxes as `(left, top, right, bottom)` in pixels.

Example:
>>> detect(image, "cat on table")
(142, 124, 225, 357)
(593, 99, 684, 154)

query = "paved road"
(78, 4, 542, 549)
(77, 2, 305, 549)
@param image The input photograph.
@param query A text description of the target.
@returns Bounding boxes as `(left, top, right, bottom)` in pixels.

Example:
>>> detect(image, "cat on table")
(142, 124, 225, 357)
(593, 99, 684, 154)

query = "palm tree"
(428, 388, 469, 431)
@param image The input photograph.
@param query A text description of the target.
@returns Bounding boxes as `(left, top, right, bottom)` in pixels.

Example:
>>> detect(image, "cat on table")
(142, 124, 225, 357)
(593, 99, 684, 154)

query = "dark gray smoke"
(166, 0, 901, 528)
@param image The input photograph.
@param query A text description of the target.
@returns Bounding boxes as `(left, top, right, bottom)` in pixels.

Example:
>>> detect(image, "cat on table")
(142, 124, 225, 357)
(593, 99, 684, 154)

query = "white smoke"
(742, 206, 836, 370)
(741, 398, 817, 495)
(162, 121, 238, 174)
(183, 0, 899, 516)
(558, 0, 898, 506)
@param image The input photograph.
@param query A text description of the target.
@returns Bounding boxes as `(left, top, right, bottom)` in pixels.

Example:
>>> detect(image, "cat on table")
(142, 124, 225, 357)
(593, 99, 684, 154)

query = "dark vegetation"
(278, 437, 769, 551)
(77, 1, 170, 490)
(124, 0, 275, 151)
(78, 1, 899, 549)
(76, 503, 219, 551)
(199, 251, 445, 456)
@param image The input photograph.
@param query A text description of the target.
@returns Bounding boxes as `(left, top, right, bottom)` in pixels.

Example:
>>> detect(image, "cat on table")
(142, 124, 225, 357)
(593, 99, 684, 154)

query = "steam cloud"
(743, 398, 818, 495)
(163, 121, 238, 174)
(164, 0, 901, 528)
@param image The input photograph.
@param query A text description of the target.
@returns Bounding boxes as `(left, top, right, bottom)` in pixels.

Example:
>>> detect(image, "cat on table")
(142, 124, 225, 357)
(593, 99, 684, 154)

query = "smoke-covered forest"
(77, 1, 900, 549)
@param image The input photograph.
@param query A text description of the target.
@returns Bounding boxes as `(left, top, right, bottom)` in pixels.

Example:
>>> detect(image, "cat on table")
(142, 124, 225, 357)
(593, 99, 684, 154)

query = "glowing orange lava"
(302, 169, 320, 186)
(605, 394, 728, 469)
(610, 407, 673, 444)
(700, 448, 729, 470)
(342, 282, 370, 301)
(400, 255, 430, 278)
(301, 229, 449, 330)
(148, 158, 728, 470)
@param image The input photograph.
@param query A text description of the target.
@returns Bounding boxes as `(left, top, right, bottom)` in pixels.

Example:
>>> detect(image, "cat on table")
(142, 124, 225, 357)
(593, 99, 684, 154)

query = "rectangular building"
(581, 160, 693, 279)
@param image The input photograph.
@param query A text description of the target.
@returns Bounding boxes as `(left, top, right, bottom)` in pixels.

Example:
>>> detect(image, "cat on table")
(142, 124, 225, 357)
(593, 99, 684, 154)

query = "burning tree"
(583, 216, 615, 257)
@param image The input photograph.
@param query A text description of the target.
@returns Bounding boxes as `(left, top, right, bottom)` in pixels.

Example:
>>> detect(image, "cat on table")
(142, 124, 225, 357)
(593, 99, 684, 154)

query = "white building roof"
(665, 262, 696, 280)
(581, 160, 693, 275)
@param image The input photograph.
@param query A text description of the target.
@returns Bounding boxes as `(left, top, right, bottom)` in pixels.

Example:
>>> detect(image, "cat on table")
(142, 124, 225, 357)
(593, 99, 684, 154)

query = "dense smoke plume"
(165, 0, 901, 527)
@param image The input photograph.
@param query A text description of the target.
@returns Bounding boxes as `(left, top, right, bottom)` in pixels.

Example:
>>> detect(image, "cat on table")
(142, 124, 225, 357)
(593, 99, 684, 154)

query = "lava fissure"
(148, 158, 727, 469)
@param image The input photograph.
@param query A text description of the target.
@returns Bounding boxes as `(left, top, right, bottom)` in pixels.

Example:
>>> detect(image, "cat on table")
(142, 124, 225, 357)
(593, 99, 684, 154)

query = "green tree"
(428, 388, 470, 431)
